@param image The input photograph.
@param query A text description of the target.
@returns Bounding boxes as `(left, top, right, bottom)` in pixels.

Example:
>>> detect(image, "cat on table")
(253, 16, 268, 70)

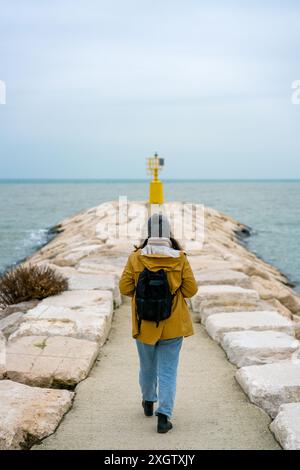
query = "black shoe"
(157, 413, 173, 433)
(142, 400, 154, 416)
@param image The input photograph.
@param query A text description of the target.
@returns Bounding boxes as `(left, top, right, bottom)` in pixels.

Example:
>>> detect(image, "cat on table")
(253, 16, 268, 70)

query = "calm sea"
(0, 180, 299, 292)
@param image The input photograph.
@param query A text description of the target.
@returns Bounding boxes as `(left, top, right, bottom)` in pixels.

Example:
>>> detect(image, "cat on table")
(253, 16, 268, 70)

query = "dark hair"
(134, 235, 183, 252)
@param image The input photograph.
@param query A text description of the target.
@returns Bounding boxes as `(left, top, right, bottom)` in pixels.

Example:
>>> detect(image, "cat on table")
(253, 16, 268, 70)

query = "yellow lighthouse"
(147, 152, 164, 204)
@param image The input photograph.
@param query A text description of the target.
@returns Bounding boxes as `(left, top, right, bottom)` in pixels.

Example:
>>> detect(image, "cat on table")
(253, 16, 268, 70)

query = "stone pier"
(1, 200, 300, 449)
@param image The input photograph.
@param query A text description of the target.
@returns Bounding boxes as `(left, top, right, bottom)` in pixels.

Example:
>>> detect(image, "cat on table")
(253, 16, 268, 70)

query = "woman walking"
(119, 213, 198, 433)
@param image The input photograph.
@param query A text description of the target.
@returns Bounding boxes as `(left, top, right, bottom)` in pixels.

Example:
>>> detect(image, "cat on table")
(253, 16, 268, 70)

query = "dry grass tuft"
(0, 264, 68, 308)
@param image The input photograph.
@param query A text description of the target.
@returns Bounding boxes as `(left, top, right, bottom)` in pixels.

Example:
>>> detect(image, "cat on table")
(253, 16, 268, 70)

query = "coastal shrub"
(0, 264, 68, 307)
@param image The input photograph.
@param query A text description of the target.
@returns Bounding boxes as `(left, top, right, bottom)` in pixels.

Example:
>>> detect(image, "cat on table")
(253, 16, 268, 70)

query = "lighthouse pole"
(147, 152, 164, 204)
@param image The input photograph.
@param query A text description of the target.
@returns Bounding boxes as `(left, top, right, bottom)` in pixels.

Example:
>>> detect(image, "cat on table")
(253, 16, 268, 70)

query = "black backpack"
(135, 267, 174, 335)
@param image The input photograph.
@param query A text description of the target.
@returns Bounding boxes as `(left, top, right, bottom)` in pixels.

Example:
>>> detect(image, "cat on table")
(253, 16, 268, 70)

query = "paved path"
(35, 299, 280, 450)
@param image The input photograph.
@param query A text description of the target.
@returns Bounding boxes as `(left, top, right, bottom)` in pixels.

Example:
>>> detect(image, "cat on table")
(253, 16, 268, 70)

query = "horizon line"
(0, 178, 300, 183)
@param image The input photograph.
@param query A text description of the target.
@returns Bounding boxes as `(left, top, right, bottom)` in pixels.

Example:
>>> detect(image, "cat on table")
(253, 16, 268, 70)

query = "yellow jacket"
(119, 249, 198, 344)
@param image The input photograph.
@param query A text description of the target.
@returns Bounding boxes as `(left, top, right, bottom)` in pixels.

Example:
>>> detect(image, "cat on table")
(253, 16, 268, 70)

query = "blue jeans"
(135, 336, 183, 419)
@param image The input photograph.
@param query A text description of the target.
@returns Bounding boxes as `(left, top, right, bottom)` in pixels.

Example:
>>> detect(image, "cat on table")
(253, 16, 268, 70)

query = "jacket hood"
(137, 248, 184, 271)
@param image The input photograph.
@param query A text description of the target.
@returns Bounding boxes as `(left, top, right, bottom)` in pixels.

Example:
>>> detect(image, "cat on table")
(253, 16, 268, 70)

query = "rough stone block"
(221, 330, 299, 367)
(77, 256, 126, 276)
(236, 362, 300, 418)
(270, 403, 300, 450)
(195, 270, 252, 288)
(191, 285, 260, 319)
(45, 266, 121, 306)
(0, 312, 24, 338)
(10, 304, 112, 346)
(6, 335, 99, 387)
(40, 289, 112, 309)
(0, 380, 73, 450)
(68, 275, 121, 306)
(206, 311, 295, 343)
(10, 290, 114, 345)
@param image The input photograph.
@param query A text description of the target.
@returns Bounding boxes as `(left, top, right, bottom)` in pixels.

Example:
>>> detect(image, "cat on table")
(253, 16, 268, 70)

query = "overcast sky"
(0, 0, 299, 179)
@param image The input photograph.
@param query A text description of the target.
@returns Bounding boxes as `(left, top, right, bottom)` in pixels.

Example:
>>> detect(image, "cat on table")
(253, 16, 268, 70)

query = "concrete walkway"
(35, 299, 280, 450)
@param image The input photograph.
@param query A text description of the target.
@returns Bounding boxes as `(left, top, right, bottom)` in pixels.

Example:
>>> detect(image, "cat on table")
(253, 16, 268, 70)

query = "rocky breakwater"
(187, 205, 300, 450)
(1, 200, 300, 449)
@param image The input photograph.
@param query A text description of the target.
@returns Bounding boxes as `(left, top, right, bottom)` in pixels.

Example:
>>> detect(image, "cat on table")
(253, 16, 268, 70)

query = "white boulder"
(40, 289, 112, 309)
(0, 312, 24, 338)
(6, 335, 99, 388)
(206, 311, 295, 343)
(236, 361, 300, 418)
(10, 304, 113, 346)
(270, 403, 300, 450)
(66, 273, 121, 306)
(221, 330, 299, 367)
(77, 257, 126, 276)
(195, 270, 252, 288)
(10, 290, 114, 345)
(199, 302, 273, 324)
(191, 285, 260, 320)
(0, 380, 73, 450)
